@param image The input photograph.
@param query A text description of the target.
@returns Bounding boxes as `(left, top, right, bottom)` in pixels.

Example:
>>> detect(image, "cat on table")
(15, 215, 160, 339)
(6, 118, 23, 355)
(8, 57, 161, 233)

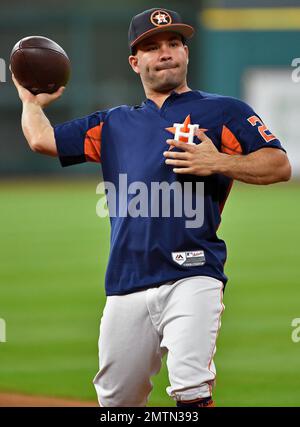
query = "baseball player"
(12, 8, 291, 407)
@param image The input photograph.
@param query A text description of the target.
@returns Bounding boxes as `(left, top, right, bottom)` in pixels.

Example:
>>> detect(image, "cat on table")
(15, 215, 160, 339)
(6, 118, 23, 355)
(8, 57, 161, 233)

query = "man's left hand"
(163, 130, 222, 176)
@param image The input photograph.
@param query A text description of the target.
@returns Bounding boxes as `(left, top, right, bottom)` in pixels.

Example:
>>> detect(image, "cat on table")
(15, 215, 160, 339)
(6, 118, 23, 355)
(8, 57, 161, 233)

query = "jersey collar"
(142, 89, 198, 111)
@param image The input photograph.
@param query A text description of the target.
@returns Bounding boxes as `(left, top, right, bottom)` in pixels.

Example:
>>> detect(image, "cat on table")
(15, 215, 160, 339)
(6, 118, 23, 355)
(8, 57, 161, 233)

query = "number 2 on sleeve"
(247, 115, 276, 142)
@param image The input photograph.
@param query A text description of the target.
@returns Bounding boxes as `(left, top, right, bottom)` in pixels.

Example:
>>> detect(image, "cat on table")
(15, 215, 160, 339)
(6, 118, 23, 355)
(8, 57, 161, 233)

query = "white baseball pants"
(93, 275, 225, 407)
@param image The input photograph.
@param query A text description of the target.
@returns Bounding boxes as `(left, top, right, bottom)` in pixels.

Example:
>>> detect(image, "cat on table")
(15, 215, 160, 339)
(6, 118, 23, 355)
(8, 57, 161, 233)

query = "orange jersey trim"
(221, 125, 243, 155)
(84, 123, 104, 163)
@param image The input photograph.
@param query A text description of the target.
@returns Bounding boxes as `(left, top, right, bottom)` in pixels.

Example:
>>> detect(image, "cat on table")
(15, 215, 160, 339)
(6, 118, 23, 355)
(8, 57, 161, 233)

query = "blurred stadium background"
(0, 0, 299, 407)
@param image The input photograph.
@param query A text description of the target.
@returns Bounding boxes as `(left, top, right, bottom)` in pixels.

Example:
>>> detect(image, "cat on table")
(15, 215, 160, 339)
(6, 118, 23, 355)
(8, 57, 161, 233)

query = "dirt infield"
(0, 393, 99, 407)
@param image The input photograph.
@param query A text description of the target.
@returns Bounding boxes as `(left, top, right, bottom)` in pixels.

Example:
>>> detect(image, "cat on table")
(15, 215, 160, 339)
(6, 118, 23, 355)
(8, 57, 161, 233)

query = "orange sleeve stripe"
(84, 123, 104, 163)
(221, 125, 243, 155)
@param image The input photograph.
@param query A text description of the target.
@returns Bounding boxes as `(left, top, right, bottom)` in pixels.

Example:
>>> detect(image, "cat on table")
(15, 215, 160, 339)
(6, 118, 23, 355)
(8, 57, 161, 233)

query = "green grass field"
(0, 179, 299, 406)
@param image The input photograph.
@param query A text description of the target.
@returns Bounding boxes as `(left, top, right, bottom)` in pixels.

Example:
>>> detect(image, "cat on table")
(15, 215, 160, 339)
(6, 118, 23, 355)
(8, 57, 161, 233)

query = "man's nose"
(159, 44, 172, 60)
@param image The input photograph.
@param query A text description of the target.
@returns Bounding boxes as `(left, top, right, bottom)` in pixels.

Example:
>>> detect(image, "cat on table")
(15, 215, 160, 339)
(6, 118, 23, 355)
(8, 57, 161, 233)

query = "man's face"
(129, 31, 189, 93)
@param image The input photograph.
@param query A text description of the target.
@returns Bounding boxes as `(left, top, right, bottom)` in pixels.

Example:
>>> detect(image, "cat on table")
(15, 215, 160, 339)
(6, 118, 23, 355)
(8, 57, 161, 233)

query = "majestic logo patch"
(172, 250, 206, 267)
(151, 10, 172, 26)
(166, 115, 208, 148)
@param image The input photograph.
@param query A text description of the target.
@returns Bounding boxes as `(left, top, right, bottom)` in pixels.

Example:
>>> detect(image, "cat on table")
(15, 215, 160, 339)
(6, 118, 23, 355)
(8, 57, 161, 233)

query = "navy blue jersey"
(54, 90, 285, 295)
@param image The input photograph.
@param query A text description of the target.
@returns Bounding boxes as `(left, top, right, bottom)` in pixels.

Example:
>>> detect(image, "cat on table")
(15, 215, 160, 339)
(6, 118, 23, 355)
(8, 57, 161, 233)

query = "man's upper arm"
(54, 110, 107, 167)
(221, 97, 286, 155)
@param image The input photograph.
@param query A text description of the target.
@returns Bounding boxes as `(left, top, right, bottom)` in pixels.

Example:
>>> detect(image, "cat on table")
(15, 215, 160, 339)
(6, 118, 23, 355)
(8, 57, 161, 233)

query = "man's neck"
(145, 84, 191, 109)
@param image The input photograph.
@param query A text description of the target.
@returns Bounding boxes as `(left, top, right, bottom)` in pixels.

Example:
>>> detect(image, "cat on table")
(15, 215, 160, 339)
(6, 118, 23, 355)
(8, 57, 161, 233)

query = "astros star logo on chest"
(166, 115, 207, 148)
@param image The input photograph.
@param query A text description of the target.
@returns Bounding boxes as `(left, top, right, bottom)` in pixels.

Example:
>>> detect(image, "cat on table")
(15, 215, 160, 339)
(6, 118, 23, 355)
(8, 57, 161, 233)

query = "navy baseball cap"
(128, 8, 195, 53)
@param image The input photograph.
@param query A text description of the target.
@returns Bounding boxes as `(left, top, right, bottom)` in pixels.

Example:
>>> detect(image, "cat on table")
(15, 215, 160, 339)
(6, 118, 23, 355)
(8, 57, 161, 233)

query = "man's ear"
(184, 45, 189, 64)
(128, 55, 140, 74)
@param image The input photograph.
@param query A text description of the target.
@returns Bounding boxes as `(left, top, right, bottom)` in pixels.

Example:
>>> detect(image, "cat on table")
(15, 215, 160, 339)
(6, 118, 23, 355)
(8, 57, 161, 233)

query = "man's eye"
(170, 42, 179, 47)
(147, 46, 157, 51)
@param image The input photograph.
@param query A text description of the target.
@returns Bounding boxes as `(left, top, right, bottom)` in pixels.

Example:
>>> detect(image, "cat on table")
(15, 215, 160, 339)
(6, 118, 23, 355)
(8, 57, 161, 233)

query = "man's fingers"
(11, 73, 27, 97)
(173, 167, 193, 174)
(11, 72, 22, 88)
(11, 74, 65, 98)
(49, 86, 65, 97)
(55, 86, 66, 97)
(165, 158, 190, 167)
(163, 150, 189, 159)
(40, 86, 65, 100)
(11, 71, 65, 107)
(11, 73, 19, 88)
(166, 139, 195, 152)
(196, 129, 210, 142)
(11, 73, 28, 94)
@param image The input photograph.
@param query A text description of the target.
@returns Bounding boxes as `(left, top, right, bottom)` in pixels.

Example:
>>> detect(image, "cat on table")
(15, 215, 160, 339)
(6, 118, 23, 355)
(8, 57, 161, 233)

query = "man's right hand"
(11, 72, 65, 108)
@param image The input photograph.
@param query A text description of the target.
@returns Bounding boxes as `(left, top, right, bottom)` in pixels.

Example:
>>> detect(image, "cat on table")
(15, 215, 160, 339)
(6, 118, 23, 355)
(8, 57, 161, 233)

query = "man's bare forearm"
(216, 148, 291, 185)
(12, 73, 64, 156)
(164, 133, 291, 185)
(22, 101, 57, 156)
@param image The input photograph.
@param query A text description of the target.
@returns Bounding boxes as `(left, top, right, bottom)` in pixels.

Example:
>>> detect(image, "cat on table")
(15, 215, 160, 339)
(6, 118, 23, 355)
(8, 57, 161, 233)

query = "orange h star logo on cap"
(151, 10, 172, 26)
(153, 13, 168, 24)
